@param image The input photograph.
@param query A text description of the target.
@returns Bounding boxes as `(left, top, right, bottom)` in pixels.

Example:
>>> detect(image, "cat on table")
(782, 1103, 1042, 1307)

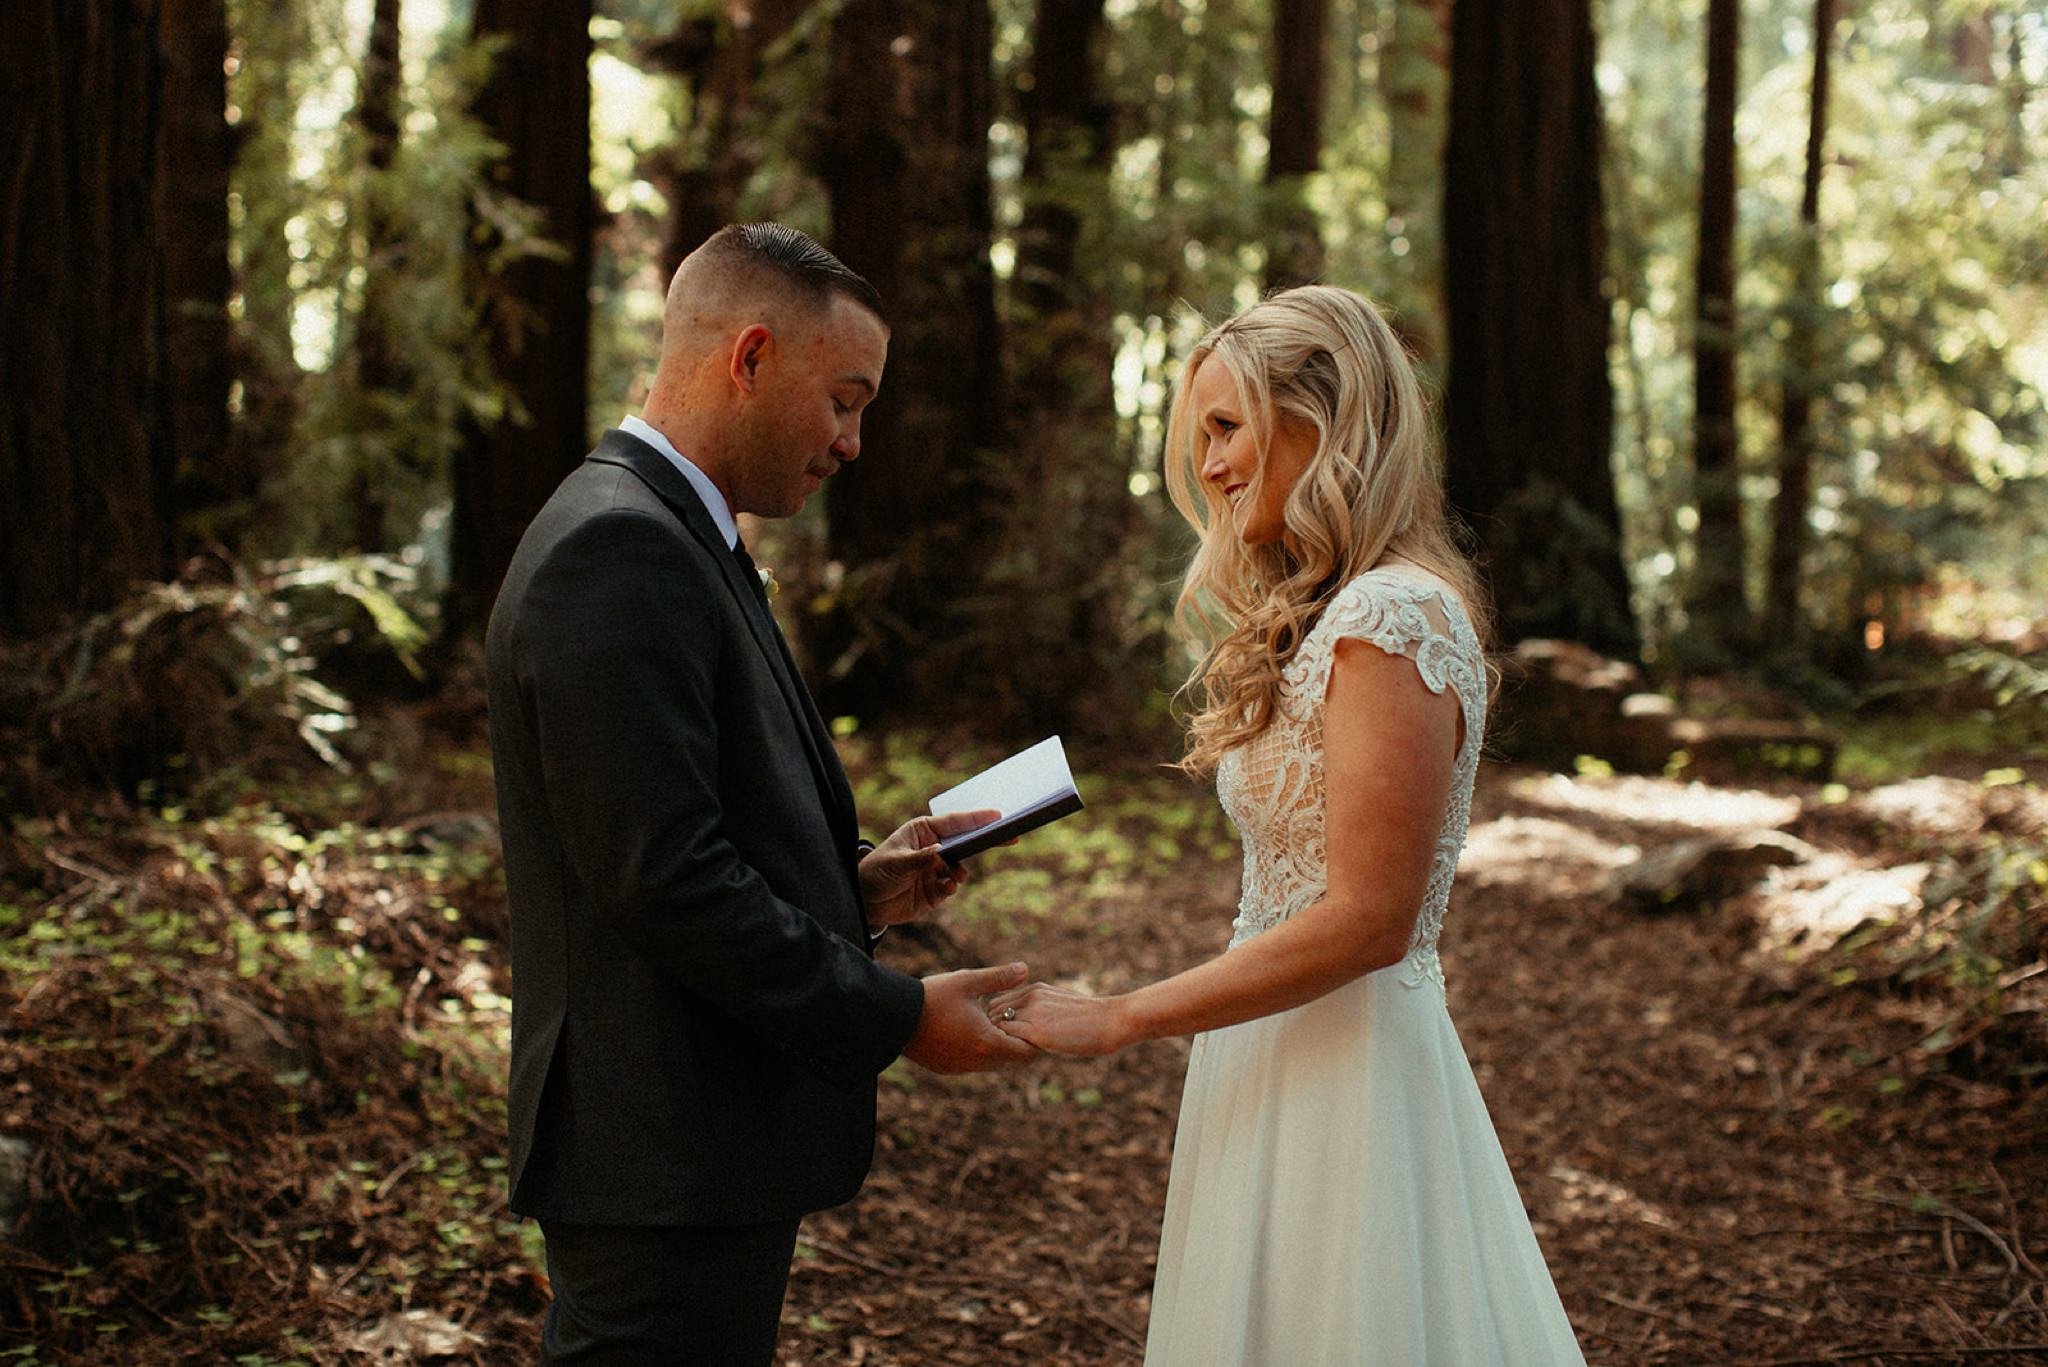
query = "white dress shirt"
(620, 414, 738, 551)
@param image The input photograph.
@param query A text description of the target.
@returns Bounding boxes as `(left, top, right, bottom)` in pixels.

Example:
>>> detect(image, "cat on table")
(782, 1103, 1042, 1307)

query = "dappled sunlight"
(1846, 776, 1992, 838)
(1458, 815, 1640, 896)
(1753, 854, 1933, 950)
(1506, 772, 1802, 835)
(1543, 1163, 1677, 1232)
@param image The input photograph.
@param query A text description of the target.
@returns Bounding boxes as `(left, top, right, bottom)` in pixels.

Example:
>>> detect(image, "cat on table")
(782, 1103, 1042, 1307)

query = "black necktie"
(730, 536, 767, 600)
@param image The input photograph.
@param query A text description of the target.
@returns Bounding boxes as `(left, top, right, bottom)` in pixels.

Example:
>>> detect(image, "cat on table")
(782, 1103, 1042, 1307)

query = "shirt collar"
(620, 414, 738, 550)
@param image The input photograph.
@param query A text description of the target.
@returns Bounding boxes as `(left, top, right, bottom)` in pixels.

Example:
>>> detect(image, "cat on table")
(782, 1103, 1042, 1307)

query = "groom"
(485, 222, 1036, 1364)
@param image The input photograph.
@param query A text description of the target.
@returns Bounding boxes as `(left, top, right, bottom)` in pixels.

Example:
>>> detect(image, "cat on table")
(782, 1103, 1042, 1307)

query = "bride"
(989, 286, 1584, 1364)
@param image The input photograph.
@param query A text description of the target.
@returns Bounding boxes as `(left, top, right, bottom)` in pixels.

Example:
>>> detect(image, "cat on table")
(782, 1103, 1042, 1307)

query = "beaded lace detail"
(1215, 565, 1486, 990)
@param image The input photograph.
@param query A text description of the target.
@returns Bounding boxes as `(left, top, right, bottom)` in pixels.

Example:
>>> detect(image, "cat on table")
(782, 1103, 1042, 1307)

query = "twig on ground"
(1596, 1291, 1732, 1344)
(1755, 1347, 2048, 1364)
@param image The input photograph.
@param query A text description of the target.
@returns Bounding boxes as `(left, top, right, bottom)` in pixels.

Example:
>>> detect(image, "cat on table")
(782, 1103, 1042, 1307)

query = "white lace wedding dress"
(1144, 565, 1584, 1366)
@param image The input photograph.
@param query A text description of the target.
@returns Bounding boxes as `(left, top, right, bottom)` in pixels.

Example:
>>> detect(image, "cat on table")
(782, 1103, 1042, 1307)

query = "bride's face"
(1191, 355, 1316, 547)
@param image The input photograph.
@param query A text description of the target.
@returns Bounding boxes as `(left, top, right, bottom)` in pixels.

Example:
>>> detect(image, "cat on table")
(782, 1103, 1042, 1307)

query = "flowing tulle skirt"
(1144, 962, 1585, 1366)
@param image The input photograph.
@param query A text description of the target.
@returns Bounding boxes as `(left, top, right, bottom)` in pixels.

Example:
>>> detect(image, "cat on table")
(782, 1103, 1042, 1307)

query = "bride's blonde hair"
(1165, 285, 1493, 776)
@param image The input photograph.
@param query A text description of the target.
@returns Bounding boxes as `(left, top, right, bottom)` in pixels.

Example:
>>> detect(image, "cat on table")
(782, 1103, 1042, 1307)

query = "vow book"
(928, 736, 1084, 864)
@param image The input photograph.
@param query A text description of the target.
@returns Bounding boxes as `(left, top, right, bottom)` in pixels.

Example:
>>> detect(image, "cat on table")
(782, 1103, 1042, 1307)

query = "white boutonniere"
(758, 564, 779, 598)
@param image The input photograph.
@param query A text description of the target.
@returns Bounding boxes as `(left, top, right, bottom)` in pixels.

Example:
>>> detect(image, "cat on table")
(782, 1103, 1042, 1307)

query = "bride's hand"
(986, 982, 1136, 1058)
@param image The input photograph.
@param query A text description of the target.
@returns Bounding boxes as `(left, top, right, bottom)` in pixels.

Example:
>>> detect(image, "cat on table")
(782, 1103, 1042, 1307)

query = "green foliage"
(1603, 0, 2047, 664)
(1954, 644, 2048, 711)
(228, 0, 531, 561)
(844, 730, 1237, 938)
(1826, 823, 2046, 1081)
(4, 557, 433, 803)
(0, 784, 524, 1357)
(1834, 648, 2048, 784)
(190, 0, 2047, 712)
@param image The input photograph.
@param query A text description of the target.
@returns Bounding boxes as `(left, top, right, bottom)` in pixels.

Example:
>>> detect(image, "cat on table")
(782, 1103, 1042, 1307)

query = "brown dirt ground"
(3, 747, 2043, 1365)
(781, 765, 2048, 1366)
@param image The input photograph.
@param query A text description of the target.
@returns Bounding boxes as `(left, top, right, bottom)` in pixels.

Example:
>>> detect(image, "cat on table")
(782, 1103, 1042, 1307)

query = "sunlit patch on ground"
(1544, 1162, 1677, 1231)
(1753, 854, 1934, 950)
(1458, 815, 1640, 895)
(1507, 772, 1803, 834)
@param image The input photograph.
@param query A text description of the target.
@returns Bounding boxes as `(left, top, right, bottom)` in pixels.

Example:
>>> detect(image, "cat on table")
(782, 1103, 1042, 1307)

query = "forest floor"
(2, 707, 2044, 1365)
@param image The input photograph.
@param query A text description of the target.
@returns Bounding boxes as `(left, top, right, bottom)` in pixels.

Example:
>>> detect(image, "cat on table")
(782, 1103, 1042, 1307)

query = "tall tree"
(1381, 0, 1451, 362)
(451, 0, 594, 631)
(159, 0, 236, 551)
(1765, 0, 1837, 647)
(811, 0, 1005, 718)
(1687, 0, 1746, 655)
(0, 0, 230, 635)
(1442, 0, 1634, 654)
(1266, 0, 1329, 287)
(349, 0, 406, 553)
(649, 0, 810, 275)
(997, 0, 1135, 731)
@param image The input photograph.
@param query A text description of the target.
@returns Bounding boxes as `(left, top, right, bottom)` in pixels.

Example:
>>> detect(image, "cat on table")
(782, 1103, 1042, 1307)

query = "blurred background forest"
(2, 0, 2046, 1362)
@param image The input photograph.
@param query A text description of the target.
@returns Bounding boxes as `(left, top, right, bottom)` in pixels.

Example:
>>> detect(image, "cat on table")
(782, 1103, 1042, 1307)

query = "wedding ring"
(1001, 1007, 1017, 1022)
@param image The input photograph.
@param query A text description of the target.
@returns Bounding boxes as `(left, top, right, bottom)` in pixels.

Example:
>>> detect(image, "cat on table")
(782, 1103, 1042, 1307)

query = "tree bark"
(0, 0, 191, 635)
(997, 0, 1134, 733)
(1765, 0, 1835, 648)
(158, 0, 236, 552)
(1381, 0, 1450, 363)
(813, 0, 1005, 718)
(451, 0, 594, 632)
(1688, 0, 1746, 656)
(1266, 0, 1328, 287)
(1442, 0, 1634, 655)
(651, 0, 812, 276)
(350, 0, 405, 553)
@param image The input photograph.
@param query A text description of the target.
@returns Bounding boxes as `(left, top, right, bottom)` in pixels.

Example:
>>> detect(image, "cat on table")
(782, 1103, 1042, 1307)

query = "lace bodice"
(1215, 565, 1486, 990)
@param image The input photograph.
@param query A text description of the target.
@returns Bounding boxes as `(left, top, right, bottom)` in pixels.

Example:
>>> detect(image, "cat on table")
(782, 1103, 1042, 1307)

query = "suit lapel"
(589, 431, 858, 847)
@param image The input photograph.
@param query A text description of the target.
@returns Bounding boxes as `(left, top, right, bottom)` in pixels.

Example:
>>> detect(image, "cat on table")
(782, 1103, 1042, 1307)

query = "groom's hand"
(902, 963, 1039, 1074)
(859, 810, 999, 929)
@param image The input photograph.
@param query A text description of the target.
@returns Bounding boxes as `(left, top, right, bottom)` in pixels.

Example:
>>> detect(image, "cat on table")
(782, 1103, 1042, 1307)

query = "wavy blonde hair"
(1165, 285, 1494, 776)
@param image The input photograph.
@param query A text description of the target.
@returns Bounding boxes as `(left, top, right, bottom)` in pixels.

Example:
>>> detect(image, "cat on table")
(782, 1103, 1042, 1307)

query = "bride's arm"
(991, 637, 1463, 1057)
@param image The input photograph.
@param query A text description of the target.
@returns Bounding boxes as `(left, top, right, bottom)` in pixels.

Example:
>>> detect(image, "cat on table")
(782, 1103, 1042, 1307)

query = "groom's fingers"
(951, 961, 1029, 998)
(915, 809, 1001, 844)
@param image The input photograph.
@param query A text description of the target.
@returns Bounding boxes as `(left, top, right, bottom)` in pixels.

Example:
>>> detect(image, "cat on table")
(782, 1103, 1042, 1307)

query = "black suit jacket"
(485, 429, 925, 1227)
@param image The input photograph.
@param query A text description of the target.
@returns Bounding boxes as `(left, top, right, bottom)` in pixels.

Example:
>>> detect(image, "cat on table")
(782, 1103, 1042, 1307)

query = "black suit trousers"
(540, 1218, 802, 1365)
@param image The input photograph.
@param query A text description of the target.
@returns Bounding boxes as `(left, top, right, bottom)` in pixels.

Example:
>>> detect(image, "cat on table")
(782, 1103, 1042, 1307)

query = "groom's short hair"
(688, 223, 885, 326)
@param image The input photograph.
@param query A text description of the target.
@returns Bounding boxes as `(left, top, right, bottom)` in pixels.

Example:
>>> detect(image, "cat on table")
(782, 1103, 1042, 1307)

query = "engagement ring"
(1001, 1007, 1017, 1021)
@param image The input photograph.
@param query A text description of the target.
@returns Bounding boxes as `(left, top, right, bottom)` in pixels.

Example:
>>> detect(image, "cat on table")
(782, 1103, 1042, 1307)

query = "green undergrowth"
(839, 730, 1239, 936)
(0, 773, 535, 1363)
(1834, 707, 2048, 786)
(0, 723, 1243, 1361)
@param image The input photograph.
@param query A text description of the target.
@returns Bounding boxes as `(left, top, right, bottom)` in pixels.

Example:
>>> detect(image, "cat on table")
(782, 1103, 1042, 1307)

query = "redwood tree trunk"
(1442, 0, 1634, 655)
(1266, 0, 1328, 287)
(812, 0, 1005, 718)
(1765, 0, 1836, 647)
(653, 0, 811, 275)
(451, 0, 594, 631)
(0, 0, 202, 635)
(350, 0, 405, 552)
(1688, 0, 1746, 655)
(158, 0, 235, 550)
(999, 0, 1133, 732)
(1382, 0, 1451, 363)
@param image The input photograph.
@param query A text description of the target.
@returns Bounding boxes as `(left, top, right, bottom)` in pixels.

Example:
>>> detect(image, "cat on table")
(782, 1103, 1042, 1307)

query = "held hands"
(985, 982, 1137, 1059)
(858, 809, 999, 929)
(902, 963, 1040, 1074)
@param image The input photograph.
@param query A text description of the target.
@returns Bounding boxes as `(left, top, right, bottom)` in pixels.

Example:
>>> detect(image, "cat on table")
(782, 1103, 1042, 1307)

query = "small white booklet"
(928, 735, 1084, 864)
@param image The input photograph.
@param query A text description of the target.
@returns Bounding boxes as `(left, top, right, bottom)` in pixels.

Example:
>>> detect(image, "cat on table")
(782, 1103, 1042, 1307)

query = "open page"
(928, 736, 1084, 863)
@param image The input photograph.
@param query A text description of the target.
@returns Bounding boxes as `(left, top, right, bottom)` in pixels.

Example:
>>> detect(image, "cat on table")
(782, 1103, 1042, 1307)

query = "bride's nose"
(1199, 444, 1228, 485)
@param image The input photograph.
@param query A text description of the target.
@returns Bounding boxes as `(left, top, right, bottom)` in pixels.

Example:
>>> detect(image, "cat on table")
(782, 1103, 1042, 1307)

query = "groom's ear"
(729, 324, 773, 395)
